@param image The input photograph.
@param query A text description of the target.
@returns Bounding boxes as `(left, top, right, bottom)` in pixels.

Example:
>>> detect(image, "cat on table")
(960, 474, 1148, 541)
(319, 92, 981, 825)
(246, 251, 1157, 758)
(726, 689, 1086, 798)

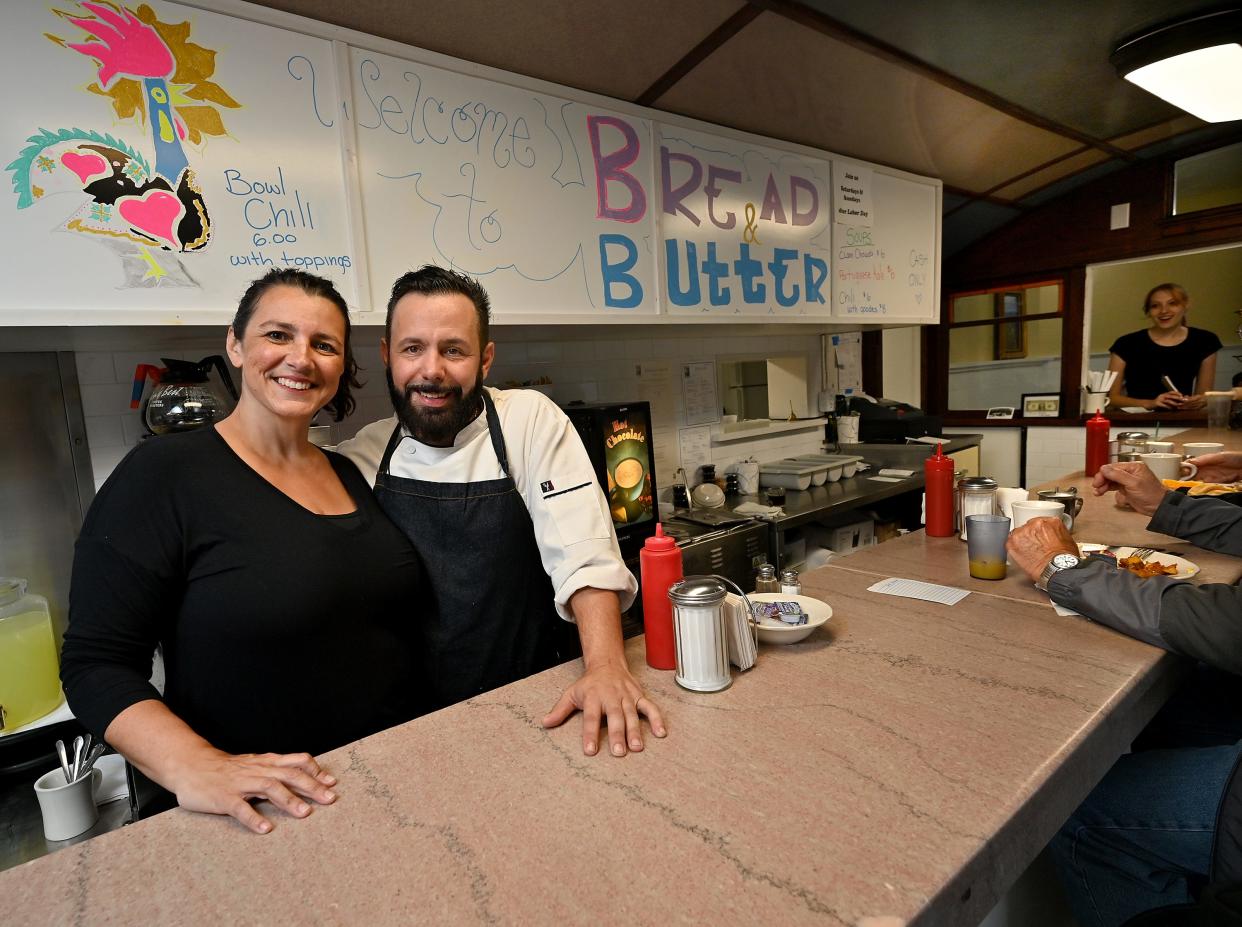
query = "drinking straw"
(1154, 421, 1161, 440)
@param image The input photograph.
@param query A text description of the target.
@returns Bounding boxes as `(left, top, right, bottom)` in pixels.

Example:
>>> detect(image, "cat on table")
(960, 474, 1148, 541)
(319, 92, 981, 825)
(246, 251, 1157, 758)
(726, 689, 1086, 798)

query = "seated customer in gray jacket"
(1006, 456, 1242, 927)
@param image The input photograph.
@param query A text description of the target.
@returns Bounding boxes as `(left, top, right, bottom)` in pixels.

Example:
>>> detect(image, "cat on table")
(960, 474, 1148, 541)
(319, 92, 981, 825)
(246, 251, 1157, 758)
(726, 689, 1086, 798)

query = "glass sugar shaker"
(780, 569, 801, 595)
(956, 476, 999, 541)
(754, 563, 780, 593)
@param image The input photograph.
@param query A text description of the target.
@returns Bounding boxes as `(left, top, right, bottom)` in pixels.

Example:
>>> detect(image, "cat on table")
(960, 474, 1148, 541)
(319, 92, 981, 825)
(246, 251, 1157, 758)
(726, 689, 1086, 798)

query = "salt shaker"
(780, 569, 801, 595)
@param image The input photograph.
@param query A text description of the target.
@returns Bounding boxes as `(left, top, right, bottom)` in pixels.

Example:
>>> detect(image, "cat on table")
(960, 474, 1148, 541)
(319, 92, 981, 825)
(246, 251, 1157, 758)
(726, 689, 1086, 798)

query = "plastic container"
(923, 444, 955, 537)
(1085, 412, 1110, 477)
(639, 525, 682, 670)
(0, 578, 61, 732)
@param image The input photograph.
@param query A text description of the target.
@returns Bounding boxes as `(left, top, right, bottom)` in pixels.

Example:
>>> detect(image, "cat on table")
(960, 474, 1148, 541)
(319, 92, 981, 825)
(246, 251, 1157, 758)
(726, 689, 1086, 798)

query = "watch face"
(1051, 553, 1080, 569)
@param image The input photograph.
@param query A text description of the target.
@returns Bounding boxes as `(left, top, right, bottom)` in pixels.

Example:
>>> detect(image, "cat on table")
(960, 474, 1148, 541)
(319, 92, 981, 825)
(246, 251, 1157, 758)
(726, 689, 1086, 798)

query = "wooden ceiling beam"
(635, 4, 763, 107)
(750, 0, 1138, 163)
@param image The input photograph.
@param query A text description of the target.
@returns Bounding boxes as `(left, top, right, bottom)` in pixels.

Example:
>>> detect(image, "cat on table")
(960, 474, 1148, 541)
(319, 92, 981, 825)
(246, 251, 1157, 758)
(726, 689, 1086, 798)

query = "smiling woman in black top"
(61, 269, 426, 834)
(1106, 283, 1221, 411)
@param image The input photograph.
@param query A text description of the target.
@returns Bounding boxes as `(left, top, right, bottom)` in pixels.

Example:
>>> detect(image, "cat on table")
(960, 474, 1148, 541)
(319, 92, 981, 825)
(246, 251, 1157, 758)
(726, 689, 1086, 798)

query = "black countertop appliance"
(843, 396, 941, 443)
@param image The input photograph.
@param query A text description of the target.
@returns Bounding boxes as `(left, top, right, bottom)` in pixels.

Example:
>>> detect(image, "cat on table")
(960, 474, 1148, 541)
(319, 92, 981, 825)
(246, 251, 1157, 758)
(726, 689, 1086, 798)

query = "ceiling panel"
(251, 0, 747, 102)
(652, 12, 1082, 192)
(991, 149, 1111, 201)
(794, 0, 1218, 139)
(1112, 115, 1206, 152)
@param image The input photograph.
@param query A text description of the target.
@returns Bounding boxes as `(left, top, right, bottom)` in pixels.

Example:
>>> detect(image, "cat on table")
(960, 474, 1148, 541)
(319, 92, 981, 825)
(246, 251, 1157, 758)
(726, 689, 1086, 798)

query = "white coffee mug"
(1182, 442, 1225, 458)
(1010, 499, 1072, 530)
(33, 766, 102, 841)
(1140, 453, 1198, 481)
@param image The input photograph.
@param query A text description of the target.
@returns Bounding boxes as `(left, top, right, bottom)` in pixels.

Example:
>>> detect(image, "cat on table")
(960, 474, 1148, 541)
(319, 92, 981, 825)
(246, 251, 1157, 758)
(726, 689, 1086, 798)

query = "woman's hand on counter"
(104, 700, 337, 834)
(166, 748, 338, 834)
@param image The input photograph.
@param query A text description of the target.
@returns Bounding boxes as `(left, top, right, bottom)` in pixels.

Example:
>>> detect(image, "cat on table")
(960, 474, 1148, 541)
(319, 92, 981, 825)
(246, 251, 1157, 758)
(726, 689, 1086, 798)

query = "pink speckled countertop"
(0, 563, 1191, 926)
(11, 431, 1240, 925)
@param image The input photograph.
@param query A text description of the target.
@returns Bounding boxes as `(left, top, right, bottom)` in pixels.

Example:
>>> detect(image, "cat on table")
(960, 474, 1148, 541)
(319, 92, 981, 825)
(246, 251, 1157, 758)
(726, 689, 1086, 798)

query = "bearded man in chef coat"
(338, 265, 665, 757)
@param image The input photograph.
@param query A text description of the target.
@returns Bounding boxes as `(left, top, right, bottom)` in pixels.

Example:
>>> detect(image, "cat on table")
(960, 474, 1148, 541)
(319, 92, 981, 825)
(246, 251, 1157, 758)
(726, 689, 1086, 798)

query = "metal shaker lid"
(1116, 432, 1150, 444)
(956, 476, 998, 493)
(668, 575, 727, 606)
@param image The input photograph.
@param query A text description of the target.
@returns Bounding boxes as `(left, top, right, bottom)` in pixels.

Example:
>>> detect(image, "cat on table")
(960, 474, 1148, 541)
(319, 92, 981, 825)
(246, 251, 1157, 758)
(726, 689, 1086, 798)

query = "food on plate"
(1118, 555, 1179, 578)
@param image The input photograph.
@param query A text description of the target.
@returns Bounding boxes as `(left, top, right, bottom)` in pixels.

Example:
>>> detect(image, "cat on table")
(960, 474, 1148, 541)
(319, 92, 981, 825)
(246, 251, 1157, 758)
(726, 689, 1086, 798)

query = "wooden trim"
(634, 5, 763, 106)
(748, 0, 1136, 161)
(947, 310, 1062, 330)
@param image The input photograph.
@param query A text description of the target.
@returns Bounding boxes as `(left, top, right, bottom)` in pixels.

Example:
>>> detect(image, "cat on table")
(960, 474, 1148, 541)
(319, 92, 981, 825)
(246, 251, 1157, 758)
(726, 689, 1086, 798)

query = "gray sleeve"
(1147, 492, 1242, 556)
(1049, 559, 1242, 675)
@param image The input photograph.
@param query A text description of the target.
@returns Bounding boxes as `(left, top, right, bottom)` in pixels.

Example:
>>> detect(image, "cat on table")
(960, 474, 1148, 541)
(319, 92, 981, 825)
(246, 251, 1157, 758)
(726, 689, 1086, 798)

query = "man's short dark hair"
(386, 266, 491, 347)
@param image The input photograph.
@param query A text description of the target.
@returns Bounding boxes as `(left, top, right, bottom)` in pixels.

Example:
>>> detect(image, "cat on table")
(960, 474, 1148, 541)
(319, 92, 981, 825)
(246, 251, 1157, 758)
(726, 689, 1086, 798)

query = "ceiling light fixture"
(1110, 9, 1242, 123)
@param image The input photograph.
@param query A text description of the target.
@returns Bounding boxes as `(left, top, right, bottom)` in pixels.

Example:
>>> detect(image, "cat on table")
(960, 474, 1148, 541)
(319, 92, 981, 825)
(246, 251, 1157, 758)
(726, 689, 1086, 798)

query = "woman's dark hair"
(1142, 283, 1189, 315)
(232, 268, 361, 421)
(385, 265, 491, 347)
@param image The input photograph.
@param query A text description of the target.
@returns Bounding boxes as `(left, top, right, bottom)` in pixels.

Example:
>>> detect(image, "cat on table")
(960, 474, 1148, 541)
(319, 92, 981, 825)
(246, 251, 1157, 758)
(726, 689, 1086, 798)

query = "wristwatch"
(1036, 552, 1081, 591)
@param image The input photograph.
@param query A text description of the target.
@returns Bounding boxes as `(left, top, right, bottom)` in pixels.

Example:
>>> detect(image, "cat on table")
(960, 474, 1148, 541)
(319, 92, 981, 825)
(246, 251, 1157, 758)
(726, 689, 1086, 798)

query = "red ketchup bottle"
(1085, 411, 1110, 477)
(639, 524, 682, 669)
(923, 444, 955, 537)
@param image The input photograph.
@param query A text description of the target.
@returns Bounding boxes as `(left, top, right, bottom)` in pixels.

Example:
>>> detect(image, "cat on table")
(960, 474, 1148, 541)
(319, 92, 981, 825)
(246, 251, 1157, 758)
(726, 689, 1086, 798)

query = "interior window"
(945, 282, 1064, 413)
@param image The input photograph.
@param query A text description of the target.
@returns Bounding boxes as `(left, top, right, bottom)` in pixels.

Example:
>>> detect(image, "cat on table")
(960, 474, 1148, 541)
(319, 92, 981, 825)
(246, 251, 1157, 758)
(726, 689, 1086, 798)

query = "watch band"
(1037, 553, 1080, 591)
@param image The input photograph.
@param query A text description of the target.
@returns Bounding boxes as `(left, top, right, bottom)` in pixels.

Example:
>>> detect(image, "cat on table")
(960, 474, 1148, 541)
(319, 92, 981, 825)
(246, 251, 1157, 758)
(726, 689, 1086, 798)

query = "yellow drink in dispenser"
(0, 578, 62, 732)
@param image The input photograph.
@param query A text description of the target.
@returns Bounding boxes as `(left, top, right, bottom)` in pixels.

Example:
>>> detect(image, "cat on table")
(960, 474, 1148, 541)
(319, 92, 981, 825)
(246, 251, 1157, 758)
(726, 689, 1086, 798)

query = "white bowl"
(747, 592, 832, 644)
(691, 483, 725, 508)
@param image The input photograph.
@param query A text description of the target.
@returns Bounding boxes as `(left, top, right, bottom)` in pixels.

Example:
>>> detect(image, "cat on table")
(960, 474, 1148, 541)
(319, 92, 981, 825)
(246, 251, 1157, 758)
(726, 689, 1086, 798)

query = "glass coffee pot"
(131, 356, 238, 436)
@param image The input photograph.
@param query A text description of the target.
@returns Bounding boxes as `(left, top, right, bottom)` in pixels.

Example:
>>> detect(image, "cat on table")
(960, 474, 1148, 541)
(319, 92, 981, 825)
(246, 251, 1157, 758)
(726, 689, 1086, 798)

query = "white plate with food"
(1113, 546, 1199, 579)
(746, 592, 832, 644)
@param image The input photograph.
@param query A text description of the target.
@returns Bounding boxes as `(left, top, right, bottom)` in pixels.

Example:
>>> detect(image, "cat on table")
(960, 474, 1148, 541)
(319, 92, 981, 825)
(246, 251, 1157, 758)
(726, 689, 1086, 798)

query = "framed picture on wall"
(1021, 393, 1061, 418)
(994, 291, 1027, 359)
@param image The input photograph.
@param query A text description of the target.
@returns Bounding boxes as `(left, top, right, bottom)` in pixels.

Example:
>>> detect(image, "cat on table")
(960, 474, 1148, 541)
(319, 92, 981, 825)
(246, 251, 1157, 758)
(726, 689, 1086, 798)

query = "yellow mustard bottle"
(0, 578, 62, 732)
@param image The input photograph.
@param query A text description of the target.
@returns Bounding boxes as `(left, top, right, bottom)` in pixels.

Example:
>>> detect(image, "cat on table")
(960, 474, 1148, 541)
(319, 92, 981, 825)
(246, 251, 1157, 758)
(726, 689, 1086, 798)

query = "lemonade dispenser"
(0, 578, 62, 732)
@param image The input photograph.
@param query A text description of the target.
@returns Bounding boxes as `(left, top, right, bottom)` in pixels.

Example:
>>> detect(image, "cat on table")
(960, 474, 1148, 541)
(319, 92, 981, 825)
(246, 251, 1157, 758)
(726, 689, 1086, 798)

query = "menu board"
(0, 0, 356, 323)
(657, 125, 833, 317)
(348, 47, 659, 318)
(832, 168, 939, 321)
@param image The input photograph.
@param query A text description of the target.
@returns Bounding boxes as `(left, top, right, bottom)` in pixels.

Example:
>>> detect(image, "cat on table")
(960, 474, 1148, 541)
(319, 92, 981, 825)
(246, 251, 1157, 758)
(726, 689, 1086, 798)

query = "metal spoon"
(77, 743, 107, 781)
(70, 735, 84, 782)
(55, 739, 73, 784)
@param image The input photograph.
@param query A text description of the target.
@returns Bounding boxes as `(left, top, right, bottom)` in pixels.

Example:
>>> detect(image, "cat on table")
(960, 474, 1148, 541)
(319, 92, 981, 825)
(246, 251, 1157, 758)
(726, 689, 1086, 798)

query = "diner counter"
(2, 429, 1237, 926)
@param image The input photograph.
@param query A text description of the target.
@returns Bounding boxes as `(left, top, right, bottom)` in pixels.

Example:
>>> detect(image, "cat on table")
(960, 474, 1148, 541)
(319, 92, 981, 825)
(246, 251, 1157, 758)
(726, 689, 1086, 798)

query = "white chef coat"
(337, 386, 638, 621)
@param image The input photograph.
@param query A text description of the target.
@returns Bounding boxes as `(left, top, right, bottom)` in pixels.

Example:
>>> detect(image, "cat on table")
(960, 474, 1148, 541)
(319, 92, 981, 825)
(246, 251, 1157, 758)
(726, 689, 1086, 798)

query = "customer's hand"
(1178, 392, 1206, 411)
(1187, 452, 1242, 484)
(167, 746, 338, 834)
(1091, 462, 1169, 515)
(1006, 517, 1078, 582)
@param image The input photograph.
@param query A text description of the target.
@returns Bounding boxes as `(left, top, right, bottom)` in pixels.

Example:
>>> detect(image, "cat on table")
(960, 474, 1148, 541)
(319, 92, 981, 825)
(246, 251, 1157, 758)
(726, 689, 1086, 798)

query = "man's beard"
(387, 368, 485, 447)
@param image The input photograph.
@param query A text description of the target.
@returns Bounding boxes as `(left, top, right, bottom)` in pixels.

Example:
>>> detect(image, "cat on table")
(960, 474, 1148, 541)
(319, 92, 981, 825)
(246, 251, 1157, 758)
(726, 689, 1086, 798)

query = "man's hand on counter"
(105, 700, 338, 834)
(1091, 462, 1169, 516)
(542, 587, 667, 757)
(1006, 517, 1079, 582)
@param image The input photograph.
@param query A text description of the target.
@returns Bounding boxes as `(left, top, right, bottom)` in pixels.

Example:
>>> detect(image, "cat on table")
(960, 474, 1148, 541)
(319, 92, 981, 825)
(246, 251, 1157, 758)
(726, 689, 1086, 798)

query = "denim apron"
(373, 391, 579, 712)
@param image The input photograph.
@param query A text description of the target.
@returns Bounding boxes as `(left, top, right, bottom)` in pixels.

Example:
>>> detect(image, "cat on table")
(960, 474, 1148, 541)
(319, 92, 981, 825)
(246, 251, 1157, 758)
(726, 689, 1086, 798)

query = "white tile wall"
(74, 324, 843, 492)
(1024, 425, 1188, 487)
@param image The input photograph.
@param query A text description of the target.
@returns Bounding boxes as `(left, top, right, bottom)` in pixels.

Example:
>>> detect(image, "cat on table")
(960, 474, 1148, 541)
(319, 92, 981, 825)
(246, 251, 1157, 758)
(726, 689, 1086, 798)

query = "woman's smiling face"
(1146, 288, 1188, 330)
(226, 284, 346, 422)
